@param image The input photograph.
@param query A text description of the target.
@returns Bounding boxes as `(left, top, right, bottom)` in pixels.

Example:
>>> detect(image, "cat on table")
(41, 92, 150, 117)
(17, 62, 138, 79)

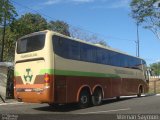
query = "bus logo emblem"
(24, 68, 33, 84)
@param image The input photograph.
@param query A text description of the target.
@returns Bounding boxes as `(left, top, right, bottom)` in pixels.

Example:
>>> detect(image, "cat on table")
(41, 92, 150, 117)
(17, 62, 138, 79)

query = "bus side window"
(91, 46, 97, 63)
(80, 43, 87, 61)
(97, 48, 102, 64)
(69, 40, 80, 60)
(58, 38, 63, 46)
(80, 43, 92, 62)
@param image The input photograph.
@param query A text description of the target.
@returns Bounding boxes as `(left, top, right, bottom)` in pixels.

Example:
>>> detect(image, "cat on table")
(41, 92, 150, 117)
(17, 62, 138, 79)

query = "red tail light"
(44, 73, 50, 87)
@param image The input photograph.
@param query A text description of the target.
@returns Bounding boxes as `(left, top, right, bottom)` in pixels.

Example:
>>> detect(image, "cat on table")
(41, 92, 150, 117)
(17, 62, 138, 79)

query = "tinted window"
(52, 35, 145, 69)
(80, 43, 91, 62)
(53, 36, 69, 58)
(17, 34, 45, 54)
(69, 40, 80, 60)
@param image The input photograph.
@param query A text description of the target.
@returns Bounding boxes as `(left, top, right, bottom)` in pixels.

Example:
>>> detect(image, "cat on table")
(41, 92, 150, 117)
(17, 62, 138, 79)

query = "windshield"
(17, 34, 45, 54)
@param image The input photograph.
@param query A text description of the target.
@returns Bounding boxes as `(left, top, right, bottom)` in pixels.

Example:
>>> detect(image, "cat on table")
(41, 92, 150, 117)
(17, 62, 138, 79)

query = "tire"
(92, 89, 103, 106)
(116, 96, 120, 100)
(79, 90, 91, 108)
(137, 86, 143, 97)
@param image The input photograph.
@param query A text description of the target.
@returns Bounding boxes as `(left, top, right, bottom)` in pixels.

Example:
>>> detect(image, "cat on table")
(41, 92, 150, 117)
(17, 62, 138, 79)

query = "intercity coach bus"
(14, 30, 149, 108)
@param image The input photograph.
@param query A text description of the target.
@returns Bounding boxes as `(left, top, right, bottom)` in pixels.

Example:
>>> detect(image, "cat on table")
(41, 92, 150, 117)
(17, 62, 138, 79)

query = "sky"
(12, 0, 160, 65)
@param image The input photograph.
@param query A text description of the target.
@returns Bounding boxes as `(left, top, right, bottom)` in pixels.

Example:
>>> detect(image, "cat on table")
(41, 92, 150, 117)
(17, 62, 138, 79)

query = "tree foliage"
(130, 0, 160, 40)
(0, 0, 17, 61)
(1, 27, 17, 61)
(150, 62, 160, 76)
(48, 20, 70, 36)
(70, 27, 108, 47)
(0, 0, 17, 25)
(10, 13, 48, 39)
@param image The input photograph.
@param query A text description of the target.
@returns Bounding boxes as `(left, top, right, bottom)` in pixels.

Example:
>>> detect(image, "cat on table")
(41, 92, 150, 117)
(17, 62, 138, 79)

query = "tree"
(1, 27, 17, 61)
(10, 13, 48, 38)
(48, 20, 70, 36)
(150, 62, 160, 76)
(0, 0, 17, 61)
(70, 27, 109, 47)
(2, 13, 48, 61)
(130, 0, 160, 40)
(0, 0, 17, 24)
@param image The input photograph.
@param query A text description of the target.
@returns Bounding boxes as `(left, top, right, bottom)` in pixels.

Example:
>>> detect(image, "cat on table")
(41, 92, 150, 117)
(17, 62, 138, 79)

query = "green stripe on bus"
(39, 69, 120, 78)
(39, 69, 54, 74)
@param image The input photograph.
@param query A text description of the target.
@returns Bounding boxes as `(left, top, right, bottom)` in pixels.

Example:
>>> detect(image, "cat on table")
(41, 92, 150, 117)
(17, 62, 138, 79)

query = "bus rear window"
(17, 34, 45, 54)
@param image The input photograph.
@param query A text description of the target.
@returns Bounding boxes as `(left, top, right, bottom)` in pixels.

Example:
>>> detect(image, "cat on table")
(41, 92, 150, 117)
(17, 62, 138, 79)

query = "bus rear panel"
(14, 31, 54, 103)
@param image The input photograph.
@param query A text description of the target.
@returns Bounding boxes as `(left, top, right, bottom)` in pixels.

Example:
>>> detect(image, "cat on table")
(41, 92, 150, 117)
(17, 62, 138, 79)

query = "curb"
(0, 99, 17, 104)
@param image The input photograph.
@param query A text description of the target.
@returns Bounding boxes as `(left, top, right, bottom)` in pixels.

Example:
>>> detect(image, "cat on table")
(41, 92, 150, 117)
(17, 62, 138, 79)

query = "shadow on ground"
(33, 96, 145, 112)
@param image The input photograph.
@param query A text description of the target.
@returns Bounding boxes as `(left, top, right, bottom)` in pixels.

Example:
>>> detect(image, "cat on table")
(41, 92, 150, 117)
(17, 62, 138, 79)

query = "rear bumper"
(14, 75, 54, 103)
(14, 88, 53, 103)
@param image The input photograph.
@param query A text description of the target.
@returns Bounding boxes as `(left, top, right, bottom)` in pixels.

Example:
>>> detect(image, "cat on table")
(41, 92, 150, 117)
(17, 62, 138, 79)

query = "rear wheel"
(137, 86, 143, 97)
(92, 89, 103, 106)
(79, 90, 91, 108)
(116, 96, 120, 100)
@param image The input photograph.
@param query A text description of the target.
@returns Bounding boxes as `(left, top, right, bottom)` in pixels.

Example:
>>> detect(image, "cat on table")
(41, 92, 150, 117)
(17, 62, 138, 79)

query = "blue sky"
(12, 0, 160, 65)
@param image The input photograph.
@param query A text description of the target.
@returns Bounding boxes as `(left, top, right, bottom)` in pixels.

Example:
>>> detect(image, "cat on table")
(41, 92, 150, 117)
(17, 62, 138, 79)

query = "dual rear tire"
(79, 89, 103, 108)
(92, 89, 103, 106)
(79, 90, 91, 108)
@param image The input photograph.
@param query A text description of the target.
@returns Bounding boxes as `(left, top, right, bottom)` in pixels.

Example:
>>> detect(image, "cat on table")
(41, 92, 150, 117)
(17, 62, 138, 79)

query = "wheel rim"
(79, 90, 90, 108)
(81, 96, 88, 104)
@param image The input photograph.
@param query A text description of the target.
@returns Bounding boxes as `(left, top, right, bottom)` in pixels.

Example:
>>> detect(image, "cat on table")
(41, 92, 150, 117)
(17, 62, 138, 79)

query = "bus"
(14, 30, 149, 108)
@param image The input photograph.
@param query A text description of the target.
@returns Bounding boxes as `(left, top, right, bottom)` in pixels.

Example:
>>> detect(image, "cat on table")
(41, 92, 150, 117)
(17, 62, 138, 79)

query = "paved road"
(0, 95, 160, 120)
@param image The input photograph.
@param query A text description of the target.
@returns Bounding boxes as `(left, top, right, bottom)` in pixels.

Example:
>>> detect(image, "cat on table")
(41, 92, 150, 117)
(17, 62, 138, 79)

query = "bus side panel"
(121, 78, 137, 96)
(121, 78, 148, 96)
(54, 75, 67, 103)
(53, 75, 113, 104)
(66, 77, 113, 103)
(52, 74, 148, 104)
(111, 78, 122, 97)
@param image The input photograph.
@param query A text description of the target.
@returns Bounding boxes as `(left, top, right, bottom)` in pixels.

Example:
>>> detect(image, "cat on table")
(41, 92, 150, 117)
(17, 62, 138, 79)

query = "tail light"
(44, 73, 50, 88)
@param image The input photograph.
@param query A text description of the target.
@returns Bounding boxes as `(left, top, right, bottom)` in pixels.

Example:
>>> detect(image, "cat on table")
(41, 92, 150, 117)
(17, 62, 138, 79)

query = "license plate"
(25, 89, 32, 92)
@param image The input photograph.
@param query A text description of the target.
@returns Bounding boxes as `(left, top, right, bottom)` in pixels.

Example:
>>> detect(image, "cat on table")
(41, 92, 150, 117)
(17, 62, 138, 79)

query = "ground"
(0, 94, 160, 120)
